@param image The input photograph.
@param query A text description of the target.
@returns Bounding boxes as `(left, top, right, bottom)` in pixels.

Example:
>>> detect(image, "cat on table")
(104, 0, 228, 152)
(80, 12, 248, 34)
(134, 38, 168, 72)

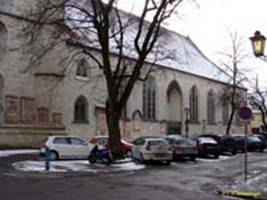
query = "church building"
(0, 0, 246, 148)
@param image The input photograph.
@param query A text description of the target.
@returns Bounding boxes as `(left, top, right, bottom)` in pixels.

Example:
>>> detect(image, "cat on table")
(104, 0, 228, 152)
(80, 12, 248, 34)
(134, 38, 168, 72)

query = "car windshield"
(166, 138, 176, 145)
(248, 136, 261, 142)
(177, 139, 196, 145)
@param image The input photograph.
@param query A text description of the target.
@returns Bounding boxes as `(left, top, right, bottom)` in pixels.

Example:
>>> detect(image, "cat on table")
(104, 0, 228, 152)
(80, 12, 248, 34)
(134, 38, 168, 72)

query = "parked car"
(195, 137, 221, 158)
(131, 136, 173, 164)
(196, 133, 222, 144)
(40, 136, 93, 160)
(257, 132, 267, 141)
(253, 134, 267, 148)
(89, 135, 133, 156)
(166, 135, 197, 161)
(220, 136, 238, 155)
(234, 135, 265, 152)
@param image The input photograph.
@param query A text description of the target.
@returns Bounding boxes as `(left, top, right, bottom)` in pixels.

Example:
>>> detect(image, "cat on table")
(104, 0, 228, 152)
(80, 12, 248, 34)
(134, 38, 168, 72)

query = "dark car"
(234, 135, 265, 152)
(220, 136, 238, 155)
(253, 134, 267, 148)
(257, 132, 267, 141)
(195, 137, 221, 158)
(166, 135, 197, 161)
(197, 134, 222, 144)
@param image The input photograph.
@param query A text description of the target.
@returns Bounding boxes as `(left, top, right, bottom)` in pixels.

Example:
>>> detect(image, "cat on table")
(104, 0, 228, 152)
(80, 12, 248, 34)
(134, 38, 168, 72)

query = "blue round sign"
(238, 106, 252, 120)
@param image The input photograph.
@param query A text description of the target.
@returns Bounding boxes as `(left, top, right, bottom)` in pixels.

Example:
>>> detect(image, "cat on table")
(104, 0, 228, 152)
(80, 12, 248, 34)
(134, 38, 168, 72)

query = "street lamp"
(250, 30, 266, 59)
(184, 107, 190, 138)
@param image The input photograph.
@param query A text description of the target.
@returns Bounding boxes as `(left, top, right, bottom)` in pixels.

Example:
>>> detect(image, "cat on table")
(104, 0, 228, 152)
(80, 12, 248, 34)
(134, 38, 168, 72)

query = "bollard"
(45, 147, 50, 171)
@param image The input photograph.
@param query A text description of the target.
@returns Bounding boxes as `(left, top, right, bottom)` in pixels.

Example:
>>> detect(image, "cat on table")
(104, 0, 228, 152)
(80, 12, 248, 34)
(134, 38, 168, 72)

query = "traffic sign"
(238, 106, 252, 120)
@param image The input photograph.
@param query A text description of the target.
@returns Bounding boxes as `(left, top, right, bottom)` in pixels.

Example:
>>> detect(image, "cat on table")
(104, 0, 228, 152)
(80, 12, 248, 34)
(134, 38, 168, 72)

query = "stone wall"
(0, 124, 65, 148)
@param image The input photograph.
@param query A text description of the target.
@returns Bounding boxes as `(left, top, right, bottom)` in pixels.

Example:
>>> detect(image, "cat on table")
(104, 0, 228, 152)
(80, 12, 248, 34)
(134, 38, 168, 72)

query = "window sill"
(73, 120, 89, 124)
(207, 122, 217, 126)
(75, 76, 90, 82)
(142, 119, 158, 123)
(189, 121, 200, 125)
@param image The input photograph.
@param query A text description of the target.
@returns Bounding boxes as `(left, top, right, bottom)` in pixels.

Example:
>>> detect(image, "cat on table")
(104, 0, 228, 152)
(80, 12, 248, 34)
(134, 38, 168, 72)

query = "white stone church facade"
(0, 1, 246, 148)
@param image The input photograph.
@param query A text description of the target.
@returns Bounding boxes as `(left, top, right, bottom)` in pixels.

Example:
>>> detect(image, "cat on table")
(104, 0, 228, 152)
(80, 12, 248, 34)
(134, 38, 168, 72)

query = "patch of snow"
(246, 174, 267, 185)
(251, 170, 261, 175)
(113, 158, 133, 164)
(111, 162, 145, 171)
(13, 160, 145, 173)
(0, 150, 39, 157)
(13, 161, 67, 172)
(197, 155, 234, 162)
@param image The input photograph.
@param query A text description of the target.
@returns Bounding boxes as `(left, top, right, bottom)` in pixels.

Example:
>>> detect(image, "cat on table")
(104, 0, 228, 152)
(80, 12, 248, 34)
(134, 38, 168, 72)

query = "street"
(1, 152, 267, 200)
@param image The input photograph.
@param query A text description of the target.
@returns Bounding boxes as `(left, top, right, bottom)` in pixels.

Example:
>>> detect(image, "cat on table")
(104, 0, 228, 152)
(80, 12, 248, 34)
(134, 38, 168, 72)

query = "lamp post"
(250, 30, 267, 61)
(184, 107, 190, 138)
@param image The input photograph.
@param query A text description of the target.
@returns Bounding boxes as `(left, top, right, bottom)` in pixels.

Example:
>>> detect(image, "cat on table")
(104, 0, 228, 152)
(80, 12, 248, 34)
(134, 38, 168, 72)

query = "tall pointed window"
(189, 85, 198, 123)
(0, 22, 7, 61)
(74, 95, 88, 123)
(222, 100, 229, 125)
(207, 90, 216, 125)
(76, 59, 89, 80)
(143, 76, 156, 120)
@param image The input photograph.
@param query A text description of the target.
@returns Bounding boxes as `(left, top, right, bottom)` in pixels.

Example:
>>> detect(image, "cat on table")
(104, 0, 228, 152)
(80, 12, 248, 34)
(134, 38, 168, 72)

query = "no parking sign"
(238, 106, 252, 120)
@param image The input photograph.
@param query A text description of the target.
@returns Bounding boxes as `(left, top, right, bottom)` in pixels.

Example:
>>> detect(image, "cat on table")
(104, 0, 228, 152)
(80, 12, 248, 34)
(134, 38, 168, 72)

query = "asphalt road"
(1, 152, 267, 200)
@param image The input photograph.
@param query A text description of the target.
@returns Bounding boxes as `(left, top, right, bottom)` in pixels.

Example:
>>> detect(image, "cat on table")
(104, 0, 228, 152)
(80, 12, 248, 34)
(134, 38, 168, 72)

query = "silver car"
(131, 136, 173, 164)
(166, 136, 197, 161)
(40, 136, 93, 160)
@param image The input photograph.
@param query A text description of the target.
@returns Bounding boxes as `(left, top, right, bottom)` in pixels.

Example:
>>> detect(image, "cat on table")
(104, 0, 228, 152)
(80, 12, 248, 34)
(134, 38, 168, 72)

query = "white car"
(131, 136, 173, 164)
(40, 136, 93, 160)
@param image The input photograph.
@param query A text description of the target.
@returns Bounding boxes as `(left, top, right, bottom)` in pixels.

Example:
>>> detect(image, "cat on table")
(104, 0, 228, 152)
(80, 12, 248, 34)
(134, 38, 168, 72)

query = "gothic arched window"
(222, 100, 229, 125)
(207, 90, 216, 125)
(76, 59, 89, 80)
(74, 95, 88, 123)
(143, 76, 156, 120)
(189, 85, 198, 123)
(0, 22, 7, 61)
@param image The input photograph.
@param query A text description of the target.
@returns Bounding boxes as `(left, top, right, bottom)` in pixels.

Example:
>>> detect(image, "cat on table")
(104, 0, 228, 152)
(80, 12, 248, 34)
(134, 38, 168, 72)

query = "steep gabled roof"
(65, 1, 232, 83)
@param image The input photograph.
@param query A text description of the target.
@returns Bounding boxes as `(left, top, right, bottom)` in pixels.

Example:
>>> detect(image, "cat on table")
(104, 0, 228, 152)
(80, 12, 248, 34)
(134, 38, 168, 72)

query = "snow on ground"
(13, 159, 145, 173)
(0, 150, 144, 173)
(0, 150, 38, 157)
(224, 168, 267, 198)
(197, 155, 237, 162)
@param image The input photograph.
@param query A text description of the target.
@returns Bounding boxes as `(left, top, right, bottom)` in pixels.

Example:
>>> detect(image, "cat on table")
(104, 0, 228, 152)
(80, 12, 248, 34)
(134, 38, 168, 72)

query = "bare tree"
(218, 31, 249, 135)
(0, 0, 186, 158)
(248, 76, 267, 131)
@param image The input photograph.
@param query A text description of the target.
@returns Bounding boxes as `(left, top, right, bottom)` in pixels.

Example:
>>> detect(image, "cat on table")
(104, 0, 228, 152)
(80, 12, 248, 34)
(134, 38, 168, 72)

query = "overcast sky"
(118, 0, 267, 90)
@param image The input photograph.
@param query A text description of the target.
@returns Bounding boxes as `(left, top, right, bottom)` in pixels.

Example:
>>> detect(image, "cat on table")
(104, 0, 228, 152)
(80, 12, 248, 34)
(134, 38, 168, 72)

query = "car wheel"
(49, 150, 58, 161)
(126, 150, 133, 158)
(232, 149, 237, 155)
(139, 153, 145, 164)
(190, 156, 196, 162)
(214, 154, 219, 159)
(260, 148, 264, 153)
(164, 160, 171, 165)
(88, 155, 96, 164)
(103, 155, 113, 165)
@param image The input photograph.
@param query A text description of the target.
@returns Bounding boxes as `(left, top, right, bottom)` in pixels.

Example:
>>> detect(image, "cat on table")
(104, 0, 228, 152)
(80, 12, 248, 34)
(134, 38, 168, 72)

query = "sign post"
(238, 106, 252, 182)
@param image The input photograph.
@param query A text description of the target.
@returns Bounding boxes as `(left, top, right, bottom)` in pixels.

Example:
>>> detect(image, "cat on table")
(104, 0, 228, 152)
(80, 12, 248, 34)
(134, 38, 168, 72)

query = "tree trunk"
(226, 63, 237, 135)
(106, 101, 123, 159)
(226, 106, 235, 135)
